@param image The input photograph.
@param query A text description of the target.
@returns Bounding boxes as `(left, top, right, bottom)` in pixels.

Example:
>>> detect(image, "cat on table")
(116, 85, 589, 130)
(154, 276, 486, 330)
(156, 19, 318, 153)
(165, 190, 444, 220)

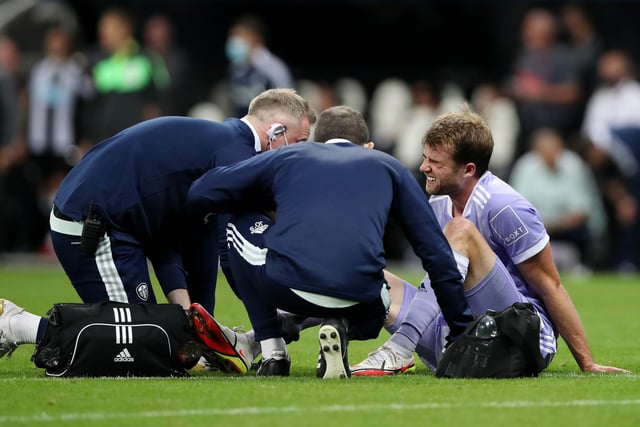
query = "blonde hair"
(247, 88, 316, 125)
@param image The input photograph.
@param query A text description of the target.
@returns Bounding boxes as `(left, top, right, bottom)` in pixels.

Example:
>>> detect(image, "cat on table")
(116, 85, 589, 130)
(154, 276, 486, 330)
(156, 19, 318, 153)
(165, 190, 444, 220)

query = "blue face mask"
(225, 37, 250, 64)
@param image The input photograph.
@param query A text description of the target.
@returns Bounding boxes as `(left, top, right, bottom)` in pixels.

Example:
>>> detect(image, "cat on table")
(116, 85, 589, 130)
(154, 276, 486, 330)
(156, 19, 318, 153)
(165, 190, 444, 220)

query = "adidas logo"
(114, 348, 135, 362)
(250, 221, 269, 234)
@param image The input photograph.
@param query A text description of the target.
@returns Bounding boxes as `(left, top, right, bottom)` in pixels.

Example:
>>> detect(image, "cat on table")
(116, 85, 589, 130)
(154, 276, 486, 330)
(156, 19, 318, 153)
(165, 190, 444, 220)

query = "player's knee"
(444, 217, 483, 254)
(443, 217, 476, 241)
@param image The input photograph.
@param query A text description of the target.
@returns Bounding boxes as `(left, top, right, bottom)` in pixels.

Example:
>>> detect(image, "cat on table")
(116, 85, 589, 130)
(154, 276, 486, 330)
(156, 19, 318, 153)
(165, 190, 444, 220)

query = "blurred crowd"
(0, 2, 639, 275)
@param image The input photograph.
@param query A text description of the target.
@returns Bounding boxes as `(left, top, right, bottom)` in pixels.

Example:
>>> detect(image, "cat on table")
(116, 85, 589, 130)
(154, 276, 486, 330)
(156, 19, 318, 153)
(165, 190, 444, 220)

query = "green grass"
(1, 265, 639, 427)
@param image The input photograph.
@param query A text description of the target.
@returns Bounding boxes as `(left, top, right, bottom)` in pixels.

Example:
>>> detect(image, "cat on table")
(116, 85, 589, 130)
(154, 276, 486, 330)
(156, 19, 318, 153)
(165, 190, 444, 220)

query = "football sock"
(10, 312, 42, 344)
(260, 337, 287, 359)
(387, 336, 414, 360)
(36, 318, 48, 343)
(389, 285, 440, 355)
(453, 251, 469, 282)
(243, 330, 264, 360)
(384, 280, 417, 335)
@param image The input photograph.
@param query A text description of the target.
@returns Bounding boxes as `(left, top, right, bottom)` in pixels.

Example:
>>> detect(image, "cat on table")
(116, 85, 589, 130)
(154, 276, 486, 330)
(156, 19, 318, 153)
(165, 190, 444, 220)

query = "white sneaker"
(350, 344, 416, 376)
(0, 299, 23, 359)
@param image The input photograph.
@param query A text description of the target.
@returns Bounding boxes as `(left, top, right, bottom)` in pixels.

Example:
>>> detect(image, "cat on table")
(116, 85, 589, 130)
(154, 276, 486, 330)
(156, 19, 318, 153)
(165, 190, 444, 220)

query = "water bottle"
(474, 309, 498, 338)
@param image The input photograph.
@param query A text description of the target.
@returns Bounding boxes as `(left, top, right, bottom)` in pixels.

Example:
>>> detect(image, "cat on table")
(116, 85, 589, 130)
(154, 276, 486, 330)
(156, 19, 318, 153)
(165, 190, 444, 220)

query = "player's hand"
(582, 363, 630, 374)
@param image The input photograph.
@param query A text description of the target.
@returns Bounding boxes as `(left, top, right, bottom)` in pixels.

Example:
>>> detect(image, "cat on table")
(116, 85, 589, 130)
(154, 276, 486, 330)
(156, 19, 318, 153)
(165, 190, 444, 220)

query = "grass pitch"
(0, 264, 639, 427)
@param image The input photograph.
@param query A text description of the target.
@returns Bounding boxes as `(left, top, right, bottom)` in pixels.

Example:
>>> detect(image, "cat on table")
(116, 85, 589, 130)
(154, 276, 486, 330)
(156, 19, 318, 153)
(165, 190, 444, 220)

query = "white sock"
(260, 337, 287, 359)
(387, 338, 414, 360)
(243, 331, 262, 360)
(10, 312, 41, 344)
(453, 250, 469, 282)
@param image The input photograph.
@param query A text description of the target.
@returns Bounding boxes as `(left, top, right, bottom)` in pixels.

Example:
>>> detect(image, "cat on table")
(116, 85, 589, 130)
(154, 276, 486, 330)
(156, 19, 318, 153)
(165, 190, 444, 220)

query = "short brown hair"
(313, 105, 369, 146)
(422, 104, 494, 177)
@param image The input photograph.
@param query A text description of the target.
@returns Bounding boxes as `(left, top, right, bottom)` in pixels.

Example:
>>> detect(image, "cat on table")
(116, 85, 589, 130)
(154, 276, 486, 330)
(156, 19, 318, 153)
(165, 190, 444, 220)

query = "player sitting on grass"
(350, 106, 628, 376)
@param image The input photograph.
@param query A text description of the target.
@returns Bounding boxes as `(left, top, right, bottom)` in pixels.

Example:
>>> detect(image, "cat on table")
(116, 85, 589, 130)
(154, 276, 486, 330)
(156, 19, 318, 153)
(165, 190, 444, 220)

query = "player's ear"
(464, 162, 476, 177)
(363, 141, 375, 150)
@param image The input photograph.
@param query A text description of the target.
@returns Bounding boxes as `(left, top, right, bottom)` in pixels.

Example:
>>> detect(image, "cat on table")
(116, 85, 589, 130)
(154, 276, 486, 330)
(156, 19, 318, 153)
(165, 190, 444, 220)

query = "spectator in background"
(295, 79, 341, 116)
(581, 49, 640, 272)
(25, 26, 94, 254)
(0, 38, 19, 253)
(0, 35, 27, 151)
(334, 77, 368, 115)
(84, 6, 168, 145)
(509, 128, 605, 273)
(225, 14, 294, 117)
(582, 50, 640, 175)
(143, 13, 191, 116)
(506, 8, 582, 158)
(0, 45, 17, 165)
(391, 80, 440, 267)
(0, 35, 31, 252)
(578, 137, 638, 273)
(560, 3, 604, 104)
(311, 80, 341, 113)
(368, 77, 413, 155)
(394, 80, 440, 175)
(471, 82, 520, 179)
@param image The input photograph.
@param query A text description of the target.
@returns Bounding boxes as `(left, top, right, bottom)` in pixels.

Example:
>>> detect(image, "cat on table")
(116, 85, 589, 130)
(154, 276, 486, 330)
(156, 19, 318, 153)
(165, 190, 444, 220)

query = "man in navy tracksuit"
(187, 135, 473, 377)
(49, 88, 314, 314)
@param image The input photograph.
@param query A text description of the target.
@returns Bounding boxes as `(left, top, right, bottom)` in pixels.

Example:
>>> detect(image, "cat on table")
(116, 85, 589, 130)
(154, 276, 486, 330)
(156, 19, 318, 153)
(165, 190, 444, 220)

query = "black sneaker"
(256, 351, 291, 377)
(317, 318, 350, 379)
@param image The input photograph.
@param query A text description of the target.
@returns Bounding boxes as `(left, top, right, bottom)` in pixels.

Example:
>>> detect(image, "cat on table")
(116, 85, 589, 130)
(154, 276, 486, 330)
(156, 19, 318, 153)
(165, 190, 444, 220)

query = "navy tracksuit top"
(54, 116, 257, 245)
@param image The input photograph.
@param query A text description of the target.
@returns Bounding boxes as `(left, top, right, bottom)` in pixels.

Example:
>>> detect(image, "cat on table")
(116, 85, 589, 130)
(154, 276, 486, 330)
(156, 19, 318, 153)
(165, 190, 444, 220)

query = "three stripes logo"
(113, 307, 133, 345)
(114, 348, 134, 362)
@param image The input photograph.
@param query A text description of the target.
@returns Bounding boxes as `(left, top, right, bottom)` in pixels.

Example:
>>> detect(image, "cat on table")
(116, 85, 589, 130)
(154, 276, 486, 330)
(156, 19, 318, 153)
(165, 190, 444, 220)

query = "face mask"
(225, 37, 250, 64)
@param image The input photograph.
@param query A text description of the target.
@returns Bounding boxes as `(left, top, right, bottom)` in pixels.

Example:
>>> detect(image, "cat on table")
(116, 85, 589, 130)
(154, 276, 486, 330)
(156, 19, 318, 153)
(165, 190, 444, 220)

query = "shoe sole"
(350, 363, 416, 376)
(318, 324, 349, 379)
(189, 304, 250, 374)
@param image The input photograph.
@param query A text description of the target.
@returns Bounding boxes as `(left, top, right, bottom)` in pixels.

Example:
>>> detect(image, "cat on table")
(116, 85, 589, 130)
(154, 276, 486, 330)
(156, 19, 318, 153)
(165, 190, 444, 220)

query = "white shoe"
(0, 299, 23, 359)
(350, 344, 416, 376)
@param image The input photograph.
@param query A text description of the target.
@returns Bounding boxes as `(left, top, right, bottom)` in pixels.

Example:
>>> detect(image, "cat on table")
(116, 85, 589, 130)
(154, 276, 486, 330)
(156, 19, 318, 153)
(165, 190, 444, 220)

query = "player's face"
(293, 116, 312, 143)
(419, 144, 466, 196)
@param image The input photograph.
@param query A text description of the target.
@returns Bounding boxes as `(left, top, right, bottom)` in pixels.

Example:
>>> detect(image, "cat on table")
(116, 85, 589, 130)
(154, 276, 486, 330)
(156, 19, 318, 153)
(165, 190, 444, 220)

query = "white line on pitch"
(1, 399, 639, 423)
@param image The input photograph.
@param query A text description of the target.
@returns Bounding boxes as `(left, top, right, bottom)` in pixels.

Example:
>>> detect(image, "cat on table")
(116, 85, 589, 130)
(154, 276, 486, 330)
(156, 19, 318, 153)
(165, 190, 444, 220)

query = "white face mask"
(225, 37, 250, 64)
